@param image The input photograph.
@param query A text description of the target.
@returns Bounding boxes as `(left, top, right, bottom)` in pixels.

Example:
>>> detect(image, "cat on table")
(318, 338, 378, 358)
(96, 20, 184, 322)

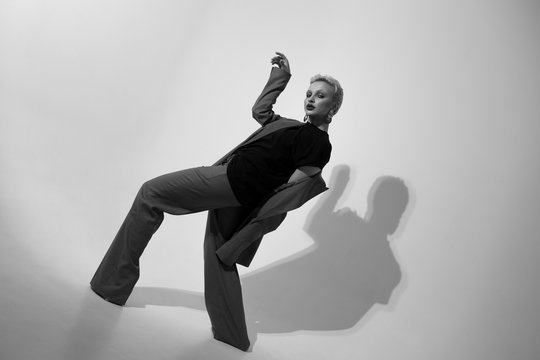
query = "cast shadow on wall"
(128, 165, 410, 343)
(241, 164, 409, 335)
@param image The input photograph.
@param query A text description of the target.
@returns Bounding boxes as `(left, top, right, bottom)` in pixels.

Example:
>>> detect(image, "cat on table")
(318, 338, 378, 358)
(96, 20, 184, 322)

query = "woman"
(90, 52, 343, 350)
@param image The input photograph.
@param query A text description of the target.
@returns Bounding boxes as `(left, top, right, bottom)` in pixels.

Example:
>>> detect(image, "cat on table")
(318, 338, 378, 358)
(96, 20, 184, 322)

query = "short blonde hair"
(310, 74, 344, 116)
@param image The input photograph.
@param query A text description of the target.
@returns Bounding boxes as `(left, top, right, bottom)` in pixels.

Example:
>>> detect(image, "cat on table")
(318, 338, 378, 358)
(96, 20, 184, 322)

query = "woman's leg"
(90, 164, 240, 305)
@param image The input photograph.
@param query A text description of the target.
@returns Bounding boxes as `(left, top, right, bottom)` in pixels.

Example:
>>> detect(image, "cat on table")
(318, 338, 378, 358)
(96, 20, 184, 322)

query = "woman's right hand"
(271, 52, 291, 74)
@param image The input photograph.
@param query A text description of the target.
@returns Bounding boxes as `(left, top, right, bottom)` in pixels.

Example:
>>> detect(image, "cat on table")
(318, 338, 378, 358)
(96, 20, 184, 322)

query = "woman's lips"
(306, 105, 315, 110)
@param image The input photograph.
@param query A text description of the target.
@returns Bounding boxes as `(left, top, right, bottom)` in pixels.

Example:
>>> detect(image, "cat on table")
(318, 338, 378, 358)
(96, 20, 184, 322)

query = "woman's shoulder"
(262, 116, 302, 129)
(300, 122, 331, 142)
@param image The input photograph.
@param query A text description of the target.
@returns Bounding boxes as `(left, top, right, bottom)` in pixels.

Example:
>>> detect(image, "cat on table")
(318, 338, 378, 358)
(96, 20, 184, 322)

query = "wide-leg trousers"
(90, 164, 241, 306)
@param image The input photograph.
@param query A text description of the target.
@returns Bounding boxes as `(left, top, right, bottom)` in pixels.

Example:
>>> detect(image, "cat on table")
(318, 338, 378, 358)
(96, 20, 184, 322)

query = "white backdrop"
(1, 1, 539, 359)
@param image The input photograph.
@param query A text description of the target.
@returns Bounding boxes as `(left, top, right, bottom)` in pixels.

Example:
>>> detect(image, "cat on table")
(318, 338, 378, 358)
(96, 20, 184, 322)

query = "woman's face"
(304, 81, 335, 122)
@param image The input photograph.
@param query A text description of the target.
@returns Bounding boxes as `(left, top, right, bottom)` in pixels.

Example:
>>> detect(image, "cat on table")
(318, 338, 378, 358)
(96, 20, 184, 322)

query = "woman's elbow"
(251, 109, 265, 124)
(251, 108, 263, 122)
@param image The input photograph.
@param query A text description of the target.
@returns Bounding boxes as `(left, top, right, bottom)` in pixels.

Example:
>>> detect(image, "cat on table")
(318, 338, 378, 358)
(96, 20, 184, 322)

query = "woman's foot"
(90, 286, 125, 306)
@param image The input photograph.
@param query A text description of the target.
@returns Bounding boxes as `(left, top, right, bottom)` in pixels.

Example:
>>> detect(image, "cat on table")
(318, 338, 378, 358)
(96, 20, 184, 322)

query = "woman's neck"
(307, 116, 329, 132)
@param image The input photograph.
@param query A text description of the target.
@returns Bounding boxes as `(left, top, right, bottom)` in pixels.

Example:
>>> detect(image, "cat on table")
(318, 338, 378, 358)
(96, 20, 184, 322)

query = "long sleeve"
(252, 67, 291, 126)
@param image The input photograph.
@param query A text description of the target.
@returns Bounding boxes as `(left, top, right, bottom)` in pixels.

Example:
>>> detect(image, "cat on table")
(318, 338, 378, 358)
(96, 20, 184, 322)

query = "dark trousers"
(90, 164, 241, 305)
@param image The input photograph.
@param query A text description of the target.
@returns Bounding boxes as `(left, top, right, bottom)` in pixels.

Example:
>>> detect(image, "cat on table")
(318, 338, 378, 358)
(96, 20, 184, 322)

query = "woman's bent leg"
(90, 165, 239, 305)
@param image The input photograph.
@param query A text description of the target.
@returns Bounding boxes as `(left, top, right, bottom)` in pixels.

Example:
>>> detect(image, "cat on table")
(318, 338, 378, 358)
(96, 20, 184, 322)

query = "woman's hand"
(270, 52, 291, 74)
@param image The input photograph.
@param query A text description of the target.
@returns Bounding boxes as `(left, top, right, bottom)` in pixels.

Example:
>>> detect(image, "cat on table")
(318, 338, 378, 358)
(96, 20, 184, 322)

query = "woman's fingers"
(270, 52, 290, 72)
(271, 55, 284, 63)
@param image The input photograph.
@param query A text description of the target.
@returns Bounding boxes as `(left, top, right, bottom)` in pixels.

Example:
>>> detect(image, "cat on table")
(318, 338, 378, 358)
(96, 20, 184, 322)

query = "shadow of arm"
(304, 165, 351, 240)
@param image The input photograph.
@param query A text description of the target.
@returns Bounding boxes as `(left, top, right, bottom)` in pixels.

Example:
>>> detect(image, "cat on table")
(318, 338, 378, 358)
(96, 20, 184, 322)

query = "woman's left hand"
(271, 52, 291, 74)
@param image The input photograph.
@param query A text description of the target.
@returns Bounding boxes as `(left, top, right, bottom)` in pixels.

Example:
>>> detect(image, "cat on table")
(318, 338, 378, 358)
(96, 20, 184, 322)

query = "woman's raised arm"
(251, 52, 292, 126)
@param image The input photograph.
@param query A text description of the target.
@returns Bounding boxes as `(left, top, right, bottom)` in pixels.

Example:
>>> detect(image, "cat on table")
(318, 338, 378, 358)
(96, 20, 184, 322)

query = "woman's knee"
(138, 179, 157, 201)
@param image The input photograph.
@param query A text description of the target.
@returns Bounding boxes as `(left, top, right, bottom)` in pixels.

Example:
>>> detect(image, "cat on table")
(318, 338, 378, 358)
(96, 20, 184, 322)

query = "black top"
(227, 121, 331, 206)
